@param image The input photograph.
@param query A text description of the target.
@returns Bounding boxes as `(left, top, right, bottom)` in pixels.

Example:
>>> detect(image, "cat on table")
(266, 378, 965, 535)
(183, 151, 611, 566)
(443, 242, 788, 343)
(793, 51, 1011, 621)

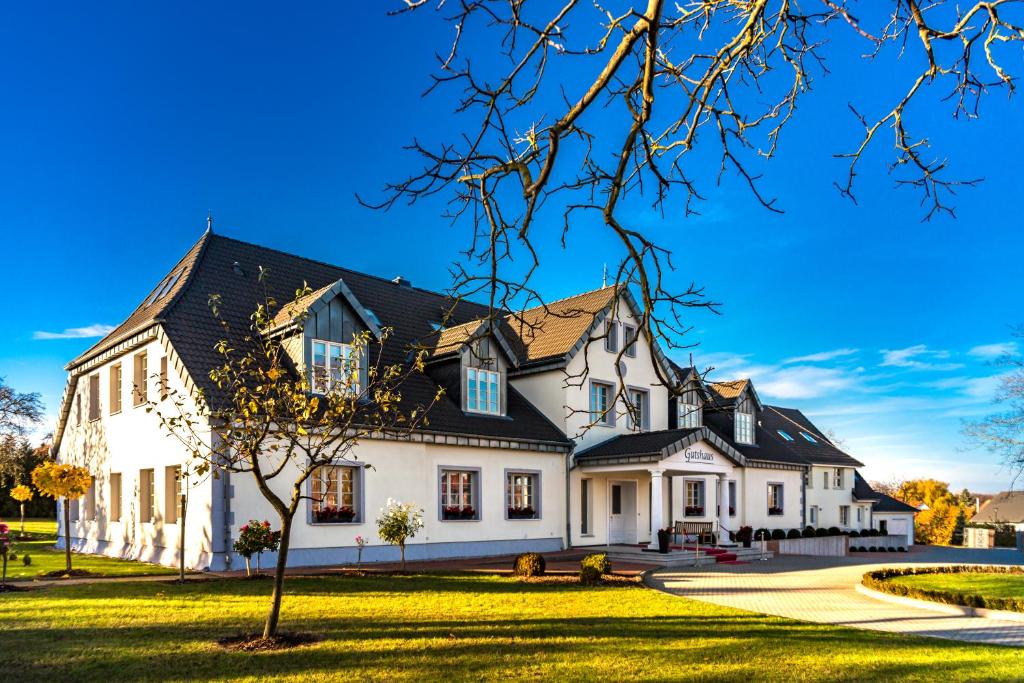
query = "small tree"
(376, 498, 423, 571)
(151, 271, 439, 640)
(10, 484, 32, 536)
(233, 520, 281, 576)
(31, 461, 91, 573)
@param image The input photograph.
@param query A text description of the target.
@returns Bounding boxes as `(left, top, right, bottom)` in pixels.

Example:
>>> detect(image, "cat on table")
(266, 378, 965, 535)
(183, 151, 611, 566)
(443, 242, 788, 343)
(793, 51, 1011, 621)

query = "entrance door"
(608, 481, 638, 544)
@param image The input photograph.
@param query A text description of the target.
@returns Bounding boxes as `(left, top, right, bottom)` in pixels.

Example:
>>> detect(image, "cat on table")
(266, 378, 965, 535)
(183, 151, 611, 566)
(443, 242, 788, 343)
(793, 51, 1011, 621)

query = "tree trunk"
(63, 500, 72, 573)
(19, 503, 25, 536)
(262, 514, 292, 639)
(399, 540, 406, 571)
(178, 491, 187, 583)
(244, 555, 251, 577)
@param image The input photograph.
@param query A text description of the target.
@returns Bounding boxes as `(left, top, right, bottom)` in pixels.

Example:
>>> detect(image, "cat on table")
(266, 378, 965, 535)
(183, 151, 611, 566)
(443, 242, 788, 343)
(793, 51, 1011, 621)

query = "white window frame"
(840, 505, 850, 527)
(590, 380, 614, 426)
(735, 411, 754, 445)
(465, 367, 501, 415)
(310, 465, 361, 523)
(767, 482, 784, 516)
(685, 479, 705, 517)
(626, 387, 649, 431)
(679, 395, 701, 429)
(604, 320, 619, 353)
(439, 467, 480, 521)
(833, 468, 844, 489)
(311, 338, 359, 395)
(505, 470, 541, 520)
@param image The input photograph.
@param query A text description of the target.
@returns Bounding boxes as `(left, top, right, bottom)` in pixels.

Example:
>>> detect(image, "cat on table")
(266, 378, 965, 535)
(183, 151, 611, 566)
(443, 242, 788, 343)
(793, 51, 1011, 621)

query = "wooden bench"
(674, 520, 718, 545)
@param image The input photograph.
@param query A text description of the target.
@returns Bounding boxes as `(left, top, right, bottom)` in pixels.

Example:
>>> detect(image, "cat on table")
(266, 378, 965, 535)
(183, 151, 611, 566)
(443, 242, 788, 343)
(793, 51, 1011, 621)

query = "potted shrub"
(736, 526, 753, 548)
(508, 506, 536, 519)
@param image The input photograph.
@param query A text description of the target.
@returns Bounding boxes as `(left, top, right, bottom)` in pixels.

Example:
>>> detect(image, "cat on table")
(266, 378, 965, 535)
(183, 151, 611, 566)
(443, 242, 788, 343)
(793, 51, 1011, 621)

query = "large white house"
(52, 230, 911, 570)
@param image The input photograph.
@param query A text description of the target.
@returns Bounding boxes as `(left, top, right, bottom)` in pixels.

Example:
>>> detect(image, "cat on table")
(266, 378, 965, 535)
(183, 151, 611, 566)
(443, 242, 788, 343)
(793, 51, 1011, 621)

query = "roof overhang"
(574, 426, 748, 469)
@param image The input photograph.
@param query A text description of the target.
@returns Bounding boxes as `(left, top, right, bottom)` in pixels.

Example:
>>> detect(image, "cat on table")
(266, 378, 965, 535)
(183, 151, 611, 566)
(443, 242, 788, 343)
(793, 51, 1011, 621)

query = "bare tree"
(964, 328, 1024, 485)
(0, 377, 43, 439)
(368, 1, 1024, 425)
(152, 270, 440, 643)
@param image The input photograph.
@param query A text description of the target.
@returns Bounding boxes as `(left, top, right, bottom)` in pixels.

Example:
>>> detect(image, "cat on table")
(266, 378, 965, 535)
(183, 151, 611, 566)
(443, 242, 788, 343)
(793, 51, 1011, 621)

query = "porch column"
(648, 469, 664, 550)
(717, 473, 734, 546)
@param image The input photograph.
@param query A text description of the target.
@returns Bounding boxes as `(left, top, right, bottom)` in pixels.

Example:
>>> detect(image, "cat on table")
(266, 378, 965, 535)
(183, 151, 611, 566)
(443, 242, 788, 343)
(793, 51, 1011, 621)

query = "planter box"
(777, 535, 848, 557)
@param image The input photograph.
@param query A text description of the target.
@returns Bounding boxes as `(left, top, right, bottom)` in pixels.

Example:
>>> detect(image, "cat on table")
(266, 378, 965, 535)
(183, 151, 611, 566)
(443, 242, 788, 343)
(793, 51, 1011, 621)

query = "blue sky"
(1, 3, 1020, 491)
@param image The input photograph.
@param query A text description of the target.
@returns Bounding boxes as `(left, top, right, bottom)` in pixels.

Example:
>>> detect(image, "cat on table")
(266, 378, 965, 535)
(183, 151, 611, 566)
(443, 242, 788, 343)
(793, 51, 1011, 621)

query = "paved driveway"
(648, 546, 1024, 647)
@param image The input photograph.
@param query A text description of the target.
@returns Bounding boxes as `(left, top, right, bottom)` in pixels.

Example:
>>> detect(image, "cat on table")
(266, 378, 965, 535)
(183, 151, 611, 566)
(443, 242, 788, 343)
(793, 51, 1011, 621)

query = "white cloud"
(33, 323, 115, 340)
(879, 344, 963, 371)
(967, 342, 1018, 360)
(755, 365, 857, 400)
(782, 348, 859, 364)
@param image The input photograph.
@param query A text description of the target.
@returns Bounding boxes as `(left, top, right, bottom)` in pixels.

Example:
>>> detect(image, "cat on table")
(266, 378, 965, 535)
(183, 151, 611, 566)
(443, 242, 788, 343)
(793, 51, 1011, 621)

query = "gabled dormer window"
(679, 385, 702, 429)
(734, 391, 756, 445)
(311, 339, 359, 394)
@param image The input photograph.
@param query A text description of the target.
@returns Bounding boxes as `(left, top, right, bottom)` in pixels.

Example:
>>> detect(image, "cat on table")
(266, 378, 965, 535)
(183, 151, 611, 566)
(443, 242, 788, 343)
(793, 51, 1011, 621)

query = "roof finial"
(206, 211, 213, 233)
(602, 263, 608, 288)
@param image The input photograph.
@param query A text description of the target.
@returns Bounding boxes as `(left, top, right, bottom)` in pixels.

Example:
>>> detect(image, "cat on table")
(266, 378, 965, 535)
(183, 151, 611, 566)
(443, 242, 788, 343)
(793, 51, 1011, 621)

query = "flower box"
(768, 507, 784, 516)
(684, 506, 704, 517)
(314, 506, 357, 523)
(443, 506, 476, 520)
(507, 506, 536, 519)
(728, 506, 736, 516)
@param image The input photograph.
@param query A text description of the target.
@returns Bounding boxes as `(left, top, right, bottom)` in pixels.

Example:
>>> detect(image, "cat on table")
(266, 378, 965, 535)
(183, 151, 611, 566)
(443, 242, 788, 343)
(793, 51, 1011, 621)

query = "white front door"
(608, 480, 638, 544)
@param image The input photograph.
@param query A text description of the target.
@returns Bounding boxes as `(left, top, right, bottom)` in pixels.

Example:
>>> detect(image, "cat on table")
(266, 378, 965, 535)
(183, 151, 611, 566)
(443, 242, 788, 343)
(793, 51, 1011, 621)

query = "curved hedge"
(862, 566, 1024, 613)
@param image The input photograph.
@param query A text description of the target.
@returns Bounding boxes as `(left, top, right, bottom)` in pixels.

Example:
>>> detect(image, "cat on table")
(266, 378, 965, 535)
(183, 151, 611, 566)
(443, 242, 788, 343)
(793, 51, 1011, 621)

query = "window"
(580, 479, 592, 535)
(728, 480, 737, 516)
(767, 483, 784, 515)
(68, 497, 79, 522)
(777, 429, 794, 441)
(604, 320, 618, 353)
(735, 411, 754, 445)
(856, 507, 863, 524)
(809, 506, 818, 525)
(622, 324, 637, 357)
(159, 356, 169, 401)
(685, 480, 705, 516)
(839, 505, 850, 527)
(109, 363, 122, 414)
(110, 473, 122, 521)
(611, 484, 622, 515)
(466, 367, 500, 415)
(82, 477, 96, 521)
(627, 388, 649, 431)
(311, 465, 359, 523)
(165, 466, 182, 524)
(878, 520, 888, 535)
(822, 471, 830, 489)
(139, 469, 155, 523)
(311, 339, 359, 394)
(833, 468, 844, 489)
(800, 431, 818, 444)
(88, 374, 100, 421)
(679, 388, 702, 428)
(590, 381, 614, 426)
(75, 394, 81, 425)
(133, 351, 148, 406)
(440, 468, 478, 520)
(506, 471, 539, 519)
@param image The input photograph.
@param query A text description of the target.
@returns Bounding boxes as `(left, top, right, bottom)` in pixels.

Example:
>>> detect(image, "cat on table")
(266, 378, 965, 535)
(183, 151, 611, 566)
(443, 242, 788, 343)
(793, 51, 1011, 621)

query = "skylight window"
(143, 271, 182, 308)
(777, 430, 794, 441)
(800, 431, 818, 444)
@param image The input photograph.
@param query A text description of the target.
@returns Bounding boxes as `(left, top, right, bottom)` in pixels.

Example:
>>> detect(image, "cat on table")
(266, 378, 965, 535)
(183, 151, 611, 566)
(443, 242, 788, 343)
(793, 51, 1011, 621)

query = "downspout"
(800, 466, 808, 529)
(565, 445, 575, 550)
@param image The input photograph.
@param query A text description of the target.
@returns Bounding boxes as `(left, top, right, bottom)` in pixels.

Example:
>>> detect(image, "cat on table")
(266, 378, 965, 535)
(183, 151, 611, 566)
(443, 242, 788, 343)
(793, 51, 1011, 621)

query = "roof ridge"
(211, 232, 474, 306)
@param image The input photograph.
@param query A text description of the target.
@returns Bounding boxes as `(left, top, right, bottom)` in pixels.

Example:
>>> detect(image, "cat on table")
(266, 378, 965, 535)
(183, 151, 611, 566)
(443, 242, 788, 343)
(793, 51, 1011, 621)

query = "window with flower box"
(767, 482, 784, 516)
(685, 480, 705, 517)
(311, 465, 360, 523)
(440, 468, 479, 520)
(506, 471, 540, 519)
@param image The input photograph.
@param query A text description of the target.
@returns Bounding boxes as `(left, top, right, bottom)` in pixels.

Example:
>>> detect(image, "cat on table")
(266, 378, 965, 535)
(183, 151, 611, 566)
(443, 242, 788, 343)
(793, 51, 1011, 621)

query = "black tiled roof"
(575, 428, 703, 459)
(759, 406, 863, 467)
(83, 231, 570, 446)
(873, 493, 920, 514)
(853, 472, 879, 501)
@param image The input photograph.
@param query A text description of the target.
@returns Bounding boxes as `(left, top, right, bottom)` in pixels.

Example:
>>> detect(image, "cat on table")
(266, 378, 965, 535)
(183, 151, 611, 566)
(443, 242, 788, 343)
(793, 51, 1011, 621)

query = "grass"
(888, 572, 1024, 604)
(1, 573, 1022, 681)
(2, 518, 176, 580)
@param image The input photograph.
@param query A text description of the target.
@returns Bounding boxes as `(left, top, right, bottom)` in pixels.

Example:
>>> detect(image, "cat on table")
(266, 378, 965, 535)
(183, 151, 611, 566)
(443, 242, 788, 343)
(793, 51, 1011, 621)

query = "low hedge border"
(862, 565, 1024, 613)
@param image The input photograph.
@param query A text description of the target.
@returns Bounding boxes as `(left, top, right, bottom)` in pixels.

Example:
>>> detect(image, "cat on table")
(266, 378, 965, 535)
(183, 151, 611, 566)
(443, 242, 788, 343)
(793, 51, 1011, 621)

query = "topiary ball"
(513, 552, 546, 578)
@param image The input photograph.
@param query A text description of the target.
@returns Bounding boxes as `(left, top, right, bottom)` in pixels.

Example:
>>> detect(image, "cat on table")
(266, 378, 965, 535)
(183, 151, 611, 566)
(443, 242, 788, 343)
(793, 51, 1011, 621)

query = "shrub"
(862, 566, 1024, 612)
(786, 529, 801, 539)
(376, 498, 425, 571)
(735, 526, 753, 543)
(580, 553, 611, 585)
(513, 552, 546, 577)
(897, 547, 907, 552)
(815, 527, 829, 537)
(802, 526, 816, 538)
(22, 554, 31, 566)
(868, 546, 877, 552)
(848, 530, 860, 538)
(771, 529, 786, 540)
(753, 528, 771, 541)
(233, 520, 281, 575)
(827, 526, 841, 536)
(849, 545, 860, 552)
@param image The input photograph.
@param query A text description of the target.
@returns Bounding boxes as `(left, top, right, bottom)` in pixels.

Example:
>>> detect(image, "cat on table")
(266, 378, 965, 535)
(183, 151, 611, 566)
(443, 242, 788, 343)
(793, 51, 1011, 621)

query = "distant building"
(971, 491, 1024, 532)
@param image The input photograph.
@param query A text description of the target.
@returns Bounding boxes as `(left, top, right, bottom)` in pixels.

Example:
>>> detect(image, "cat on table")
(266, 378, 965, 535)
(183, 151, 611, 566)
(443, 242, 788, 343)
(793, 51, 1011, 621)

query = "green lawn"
(1, 573, 1022, 681)
(2, 518, 175, 580)
(888, 572, 1024, 604)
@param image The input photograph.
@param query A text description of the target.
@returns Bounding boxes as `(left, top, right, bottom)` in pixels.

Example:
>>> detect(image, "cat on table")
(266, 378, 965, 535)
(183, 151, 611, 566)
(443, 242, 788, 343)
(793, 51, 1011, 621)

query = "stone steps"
(605, 544, 772, 567)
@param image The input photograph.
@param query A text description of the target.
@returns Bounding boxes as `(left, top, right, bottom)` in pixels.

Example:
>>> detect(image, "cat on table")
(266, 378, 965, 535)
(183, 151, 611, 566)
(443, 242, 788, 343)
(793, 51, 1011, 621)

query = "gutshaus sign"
(683, 448, 715, 464)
